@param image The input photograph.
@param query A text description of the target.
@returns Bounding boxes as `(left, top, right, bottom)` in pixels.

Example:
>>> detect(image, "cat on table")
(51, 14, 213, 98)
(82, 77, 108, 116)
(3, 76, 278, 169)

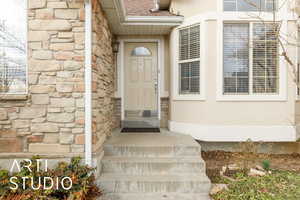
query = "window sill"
(216, 94, 287, 102)
(0, 94, 28, 101)
(173, 94, 205, 101)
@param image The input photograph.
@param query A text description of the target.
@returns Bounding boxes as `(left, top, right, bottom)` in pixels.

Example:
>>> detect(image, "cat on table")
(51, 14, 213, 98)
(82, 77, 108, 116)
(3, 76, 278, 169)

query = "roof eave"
(124, 15, 184, 25)
(114, 0, 183, 26)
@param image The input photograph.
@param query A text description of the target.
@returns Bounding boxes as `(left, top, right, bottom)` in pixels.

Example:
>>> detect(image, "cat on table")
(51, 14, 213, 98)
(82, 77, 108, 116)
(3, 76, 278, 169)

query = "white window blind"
(224, 0, 277, 12)
(252, 23, 278, 93)
(179, 25, 200, 94)
(223, 22, 279, 95)
(223, 23, 250, 94)
(0, 0, 27, 94)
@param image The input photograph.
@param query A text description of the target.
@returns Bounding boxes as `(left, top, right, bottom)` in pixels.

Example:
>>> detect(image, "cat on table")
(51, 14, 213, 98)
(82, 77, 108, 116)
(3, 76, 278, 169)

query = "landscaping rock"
(228, 164, 240, 171)
(210, 184, 228, 195)
(255, 165, 265, 171)
(248, 168, 266, 176)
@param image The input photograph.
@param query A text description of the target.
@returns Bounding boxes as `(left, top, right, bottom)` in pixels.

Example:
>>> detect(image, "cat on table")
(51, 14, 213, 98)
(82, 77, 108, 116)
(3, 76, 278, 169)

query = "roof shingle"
(123, 0, 175, 16)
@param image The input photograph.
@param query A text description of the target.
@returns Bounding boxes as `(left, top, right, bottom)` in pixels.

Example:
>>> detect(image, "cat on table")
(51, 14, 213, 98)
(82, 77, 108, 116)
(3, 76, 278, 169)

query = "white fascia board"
(125, 16, 184, 24)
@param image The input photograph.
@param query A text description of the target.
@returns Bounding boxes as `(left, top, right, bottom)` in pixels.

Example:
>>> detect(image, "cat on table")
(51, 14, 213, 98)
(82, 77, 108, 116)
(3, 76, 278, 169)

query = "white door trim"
(118, 38, 164, 121)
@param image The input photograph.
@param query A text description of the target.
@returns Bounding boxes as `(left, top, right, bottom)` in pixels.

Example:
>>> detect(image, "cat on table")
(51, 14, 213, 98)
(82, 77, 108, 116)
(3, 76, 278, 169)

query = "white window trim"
(216, 0, 288, 101)
(0, 0, 28, 95)
(173, 22, 206, 101)
(221, 0, 279, 13)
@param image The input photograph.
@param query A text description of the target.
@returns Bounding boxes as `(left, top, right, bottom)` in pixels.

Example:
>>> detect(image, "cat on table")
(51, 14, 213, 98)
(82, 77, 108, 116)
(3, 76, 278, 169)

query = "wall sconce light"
(112, 41, 120, 54)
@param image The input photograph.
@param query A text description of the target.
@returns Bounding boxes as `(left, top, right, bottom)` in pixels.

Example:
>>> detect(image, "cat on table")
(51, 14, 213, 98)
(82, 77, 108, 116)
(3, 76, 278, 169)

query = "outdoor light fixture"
(112, 41, 120, 54)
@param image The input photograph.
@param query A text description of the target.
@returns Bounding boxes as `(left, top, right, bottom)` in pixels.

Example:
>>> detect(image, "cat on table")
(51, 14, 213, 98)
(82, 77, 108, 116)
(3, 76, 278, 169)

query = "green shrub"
(261, 160, 271, 171)
(0, 156, 101, 200)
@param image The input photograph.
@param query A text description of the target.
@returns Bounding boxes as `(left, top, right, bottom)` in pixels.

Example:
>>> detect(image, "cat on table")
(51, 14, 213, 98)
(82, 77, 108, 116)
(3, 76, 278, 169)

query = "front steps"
(97, 133, 211, 200)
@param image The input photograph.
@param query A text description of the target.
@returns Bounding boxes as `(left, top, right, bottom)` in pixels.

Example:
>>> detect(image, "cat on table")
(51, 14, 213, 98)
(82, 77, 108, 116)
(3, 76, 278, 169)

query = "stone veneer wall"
(160, 98, 169, 128)
(0, 0, 86, 155)
(113, 98, 121, 129)
(91, 0, 114, 155)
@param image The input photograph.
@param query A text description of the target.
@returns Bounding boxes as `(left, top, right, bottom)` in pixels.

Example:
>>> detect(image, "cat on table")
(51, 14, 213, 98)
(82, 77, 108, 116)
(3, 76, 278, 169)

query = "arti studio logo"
(9, 159, 72, 190)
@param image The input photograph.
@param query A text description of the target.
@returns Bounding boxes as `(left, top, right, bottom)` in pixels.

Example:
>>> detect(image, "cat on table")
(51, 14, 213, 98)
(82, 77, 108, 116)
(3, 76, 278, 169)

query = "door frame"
(118, 38, 164, 122)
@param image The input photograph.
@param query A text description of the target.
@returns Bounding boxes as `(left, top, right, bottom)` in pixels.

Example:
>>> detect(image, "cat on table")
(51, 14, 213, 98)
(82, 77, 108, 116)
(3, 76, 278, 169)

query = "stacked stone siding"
(0, 0, 86, 155)
(113, 98, 121, 129)
(160, 98, 169, 128)
(91, 0, 115, 154)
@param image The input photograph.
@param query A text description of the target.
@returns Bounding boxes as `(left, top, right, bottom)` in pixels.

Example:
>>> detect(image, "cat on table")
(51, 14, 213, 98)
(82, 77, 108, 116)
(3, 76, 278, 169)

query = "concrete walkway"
(97, 129, 211, 200)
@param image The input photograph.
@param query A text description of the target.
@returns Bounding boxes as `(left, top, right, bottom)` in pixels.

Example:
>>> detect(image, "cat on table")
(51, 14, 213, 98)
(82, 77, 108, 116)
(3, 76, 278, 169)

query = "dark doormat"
(121, 128, 160, 133)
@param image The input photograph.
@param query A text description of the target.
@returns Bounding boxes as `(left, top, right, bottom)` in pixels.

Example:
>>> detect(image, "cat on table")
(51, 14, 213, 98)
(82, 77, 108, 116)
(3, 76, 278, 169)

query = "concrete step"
(100, 193, 211, 200)
(98, 174, 211, 193)
(104, 134, 201, 157)
(102, 156, 206, 175)
(104, 145, 201, 157)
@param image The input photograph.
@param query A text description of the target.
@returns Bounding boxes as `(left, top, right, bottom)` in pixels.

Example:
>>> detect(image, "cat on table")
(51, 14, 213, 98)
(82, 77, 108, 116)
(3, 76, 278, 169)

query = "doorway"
(122, 42, 159, 128)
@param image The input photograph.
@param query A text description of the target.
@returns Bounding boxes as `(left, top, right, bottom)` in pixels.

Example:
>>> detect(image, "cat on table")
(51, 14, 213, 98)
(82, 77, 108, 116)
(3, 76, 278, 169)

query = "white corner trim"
(169, 121, 297, 142)
(84, 0, 92, 167)
(172, 21, 206, 101)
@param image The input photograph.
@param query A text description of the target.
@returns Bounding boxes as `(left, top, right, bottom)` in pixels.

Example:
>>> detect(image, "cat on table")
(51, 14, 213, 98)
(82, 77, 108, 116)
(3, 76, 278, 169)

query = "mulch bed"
(202, 151, 300, 182)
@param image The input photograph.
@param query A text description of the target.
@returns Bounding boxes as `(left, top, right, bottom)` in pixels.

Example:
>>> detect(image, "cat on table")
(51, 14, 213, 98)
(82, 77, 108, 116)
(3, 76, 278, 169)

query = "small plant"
(237, 139, 262, 173)
(261, 160, 271, 171)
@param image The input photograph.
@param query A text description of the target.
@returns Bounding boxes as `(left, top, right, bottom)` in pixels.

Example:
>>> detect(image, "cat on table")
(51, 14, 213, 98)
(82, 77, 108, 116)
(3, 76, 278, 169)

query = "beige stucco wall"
(170, 0, 218, 18)
(169, 1, 299, 139)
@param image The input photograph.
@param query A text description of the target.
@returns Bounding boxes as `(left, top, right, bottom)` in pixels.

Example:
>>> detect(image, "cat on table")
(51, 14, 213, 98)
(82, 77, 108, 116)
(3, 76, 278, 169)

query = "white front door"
(123, 42, 159, 128)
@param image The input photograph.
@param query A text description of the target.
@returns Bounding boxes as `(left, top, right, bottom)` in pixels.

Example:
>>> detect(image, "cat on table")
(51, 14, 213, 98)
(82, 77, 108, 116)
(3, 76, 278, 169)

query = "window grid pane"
(179, 61, 200, 94)
(179, 25, 200, 95)
(224, 0, 277, 12)
(252, 23, 279, 94)
(223, 23, 250, 94)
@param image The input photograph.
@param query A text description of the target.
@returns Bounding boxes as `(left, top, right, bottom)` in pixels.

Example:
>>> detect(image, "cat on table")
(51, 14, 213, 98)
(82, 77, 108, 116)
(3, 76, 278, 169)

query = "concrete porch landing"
(97, 129, 211, 200)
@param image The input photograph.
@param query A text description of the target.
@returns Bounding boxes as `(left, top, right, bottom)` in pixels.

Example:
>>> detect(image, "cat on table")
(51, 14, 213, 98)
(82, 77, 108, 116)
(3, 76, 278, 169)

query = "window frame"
(0, 0, 28, 95)
(173, 22, 206, 101)
(223, 21, 280, 96)
(217, 19, 287, 102)
(223, 0, 278, 12)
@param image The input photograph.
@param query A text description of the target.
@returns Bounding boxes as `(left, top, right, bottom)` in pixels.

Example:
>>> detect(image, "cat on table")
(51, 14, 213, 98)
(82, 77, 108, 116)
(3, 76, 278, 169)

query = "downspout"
(150, 0, 160, 12)
(84, 0, 92, 166)
(150, 0, 171, 12)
